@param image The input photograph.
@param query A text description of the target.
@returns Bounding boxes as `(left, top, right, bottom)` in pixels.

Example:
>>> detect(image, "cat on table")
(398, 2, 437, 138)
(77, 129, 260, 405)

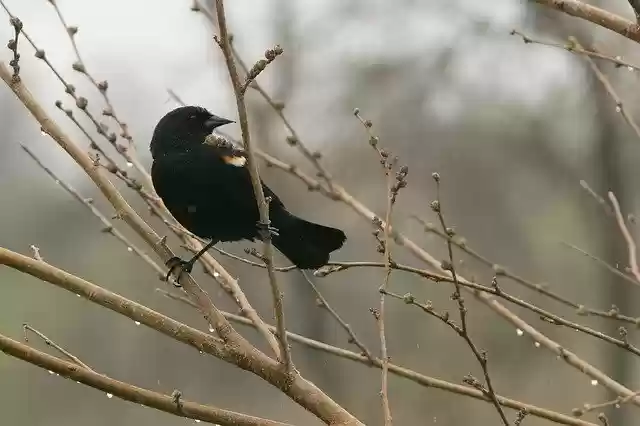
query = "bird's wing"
(198, 142, 284, 210)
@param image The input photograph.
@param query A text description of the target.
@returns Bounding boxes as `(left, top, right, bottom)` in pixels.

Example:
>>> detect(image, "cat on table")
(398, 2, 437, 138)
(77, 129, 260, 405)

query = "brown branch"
(191, 0, 336, 193)
(162, 219, 288, 356)
(256, 145, 640, 407)
(47, 0, 145, 176)
(353, 108, 399, 426)
(573, 389, 640, 418)
(533, 0, 640, 44)
(570, 37, 640, 141)
(0, 248, 364, 424)
(0, 1, 150, 191)
(159, 289, 598, 426)
(609, 191, 640, 283)
(511, 30, 640, 72)
(414, 215, 640, 326)
(7, 16, 21, 80)
(562, 242, 640, 288)
(212, 0, 292, 374)
(0, 62, 232, 343)
(21, 144, 167, 282)
(23, 324, 93, 370)
(0, 333, 290, 426)
(430, 175, 508, 426)
(0, 65, 363, 425)
(299, 271, 375, 362)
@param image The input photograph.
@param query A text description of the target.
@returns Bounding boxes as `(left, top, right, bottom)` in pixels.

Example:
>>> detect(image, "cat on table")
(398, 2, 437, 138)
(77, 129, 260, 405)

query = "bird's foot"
(165, 256, 194, 287)
(256, 221, 279, 239)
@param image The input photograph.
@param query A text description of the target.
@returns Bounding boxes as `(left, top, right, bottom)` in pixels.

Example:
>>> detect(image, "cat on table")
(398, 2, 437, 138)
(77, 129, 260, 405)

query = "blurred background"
(2, 0, 640, 424)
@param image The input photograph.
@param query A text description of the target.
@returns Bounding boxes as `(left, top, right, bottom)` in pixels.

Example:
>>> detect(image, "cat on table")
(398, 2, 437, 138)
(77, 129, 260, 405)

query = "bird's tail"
(270, 210, 346, 269)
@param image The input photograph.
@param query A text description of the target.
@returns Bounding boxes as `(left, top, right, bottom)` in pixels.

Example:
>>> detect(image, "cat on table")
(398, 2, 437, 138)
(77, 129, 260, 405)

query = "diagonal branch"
(533, 0, 640, 44)
(160, 289, 598, 426)
(257, 147, 640, 407)
(0, 333, 290, 426)
(211, 0, 292, 374)
(0, 63, 362, 425)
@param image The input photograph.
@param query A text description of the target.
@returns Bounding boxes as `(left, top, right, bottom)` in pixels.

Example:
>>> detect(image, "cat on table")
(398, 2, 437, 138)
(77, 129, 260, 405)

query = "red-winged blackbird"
(150, 106, 346, 282)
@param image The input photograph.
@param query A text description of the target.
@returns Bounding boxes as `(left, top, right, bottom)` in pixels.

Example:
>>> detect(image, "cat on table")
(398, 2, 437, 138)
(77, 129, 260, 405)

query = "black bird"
(150, 105, 346, 282)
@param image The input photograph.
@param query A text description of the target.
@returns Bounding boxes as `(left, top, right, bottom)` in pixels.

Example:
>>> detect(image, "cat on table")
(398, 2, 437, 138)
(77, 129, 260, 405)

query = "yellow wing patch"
(222, 155, 247, 167)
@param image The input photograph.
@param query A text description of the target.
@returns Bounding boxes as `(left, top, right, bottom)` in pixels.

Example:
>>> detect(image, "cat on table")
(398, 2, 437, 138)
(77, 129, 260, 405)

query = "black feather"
(150, 106, 346, 273)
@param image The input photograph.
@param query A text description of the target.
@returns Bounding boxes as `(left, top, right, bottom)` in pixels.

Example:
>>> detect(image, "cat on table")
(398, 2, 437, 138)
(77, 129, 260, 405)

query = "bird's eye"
(188, 115, 196, 120)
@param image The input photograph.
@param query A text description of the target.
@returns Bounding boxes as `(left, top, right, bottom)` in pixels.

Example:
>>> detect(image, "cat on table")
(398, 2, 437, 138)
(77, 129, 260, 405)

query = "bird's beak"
(204, 115, 234, 131)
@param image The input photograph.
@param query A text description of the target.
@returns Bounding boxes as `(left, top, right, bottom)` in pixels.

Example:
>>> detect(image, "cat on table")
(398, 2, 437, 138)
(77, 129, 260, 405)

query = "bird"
(150, 105, 346, 283)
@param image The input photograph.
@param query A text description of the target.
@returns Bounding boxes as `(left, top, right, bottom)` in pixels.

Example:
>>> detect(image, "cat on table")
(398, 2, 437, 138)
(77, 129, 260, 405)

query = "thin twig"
(299, 271, 375, 362)
(48, 0, 140, 159)
(191, 0, 336, 193)
(8, 16, 21, 80)
(1, 333, 290, 426)
(413, 215, 640, 326)
(533, 0, 640, 44)
(158, 288, 598, 426)
(353, 108, 398, 426)
(0, 247, 362, 425)
(23, 324, 93, 370)
(212, 0, 292, 374)
(511, 30, 640, 72)
(570, 37, 640, 141)
(21, 144, 167, 281)
(254, 142, 640, 407)
(609, 191, 640, 283)
(562, 242, 639, 287)
(573, 389, 640, 417)
(430, 175, 509, 426)
(0, 1, 150, 190)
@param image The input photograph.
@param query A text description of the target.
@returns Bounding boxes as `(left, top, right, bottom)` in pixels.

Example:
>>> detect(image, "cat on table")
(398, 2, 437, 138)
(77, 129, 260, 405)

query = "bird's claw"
(165, 256, 194, 286)
(256, 221, 279, 238)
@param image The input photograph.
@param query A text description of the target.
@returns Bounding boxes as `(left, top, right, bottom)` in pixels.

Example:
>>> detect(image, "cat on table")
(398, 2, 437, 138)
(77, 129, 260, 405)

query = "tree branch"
(533, 0, 640, 43)
(0, 333, 290, 426)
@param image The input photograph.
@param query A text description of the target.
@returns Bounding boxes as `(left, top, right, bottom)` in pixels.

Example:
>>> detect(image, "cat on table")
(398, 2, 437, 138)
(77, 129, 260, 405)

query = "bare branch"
(430, 174, 508, 426)
(211, 0, 293, 374)
(23, 324, 92, 370)
(21, 144, 167, 281)
(257, 142, 640, 406)
(159, 289, 598, 426)
(511, 30, 640, 72)
(0, 64, 362, 425)
(533, 0, 640, 44)
(299, 271, 375, 362)
(609, 191, 640, 283)
(414, 215, 640, 325)
(0, 333, 290, 426)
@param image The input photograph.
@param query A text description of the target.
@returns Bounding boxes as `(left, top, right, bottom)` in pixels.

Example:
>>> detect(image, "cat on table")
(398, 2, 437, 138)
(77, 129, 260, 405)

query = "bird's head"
(150, 106, 234, 158)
